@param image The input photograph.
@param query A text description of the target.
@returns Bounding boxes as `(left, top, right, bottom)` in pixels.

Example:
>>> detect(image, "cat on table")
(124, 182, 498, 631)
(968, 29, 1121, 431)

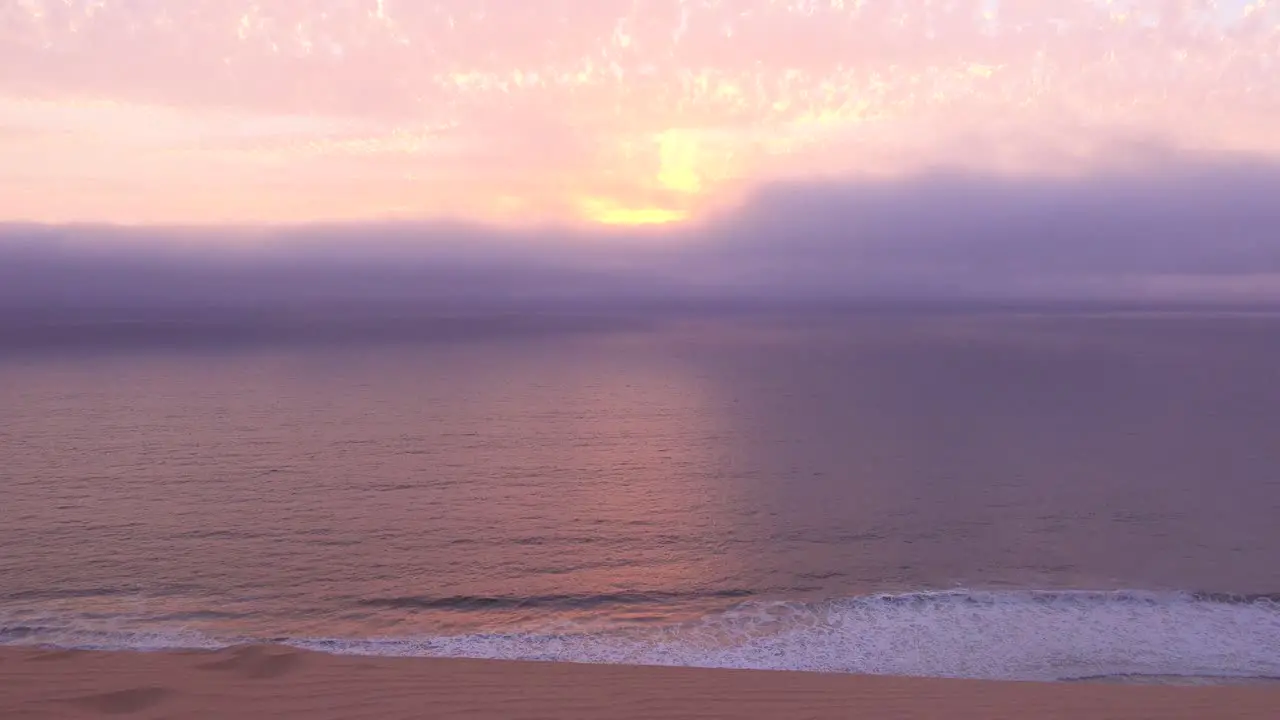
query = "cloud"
(2, 0, 1277, 224)
(3, 146, 1280, 316)
(687, 146, 1280, 301)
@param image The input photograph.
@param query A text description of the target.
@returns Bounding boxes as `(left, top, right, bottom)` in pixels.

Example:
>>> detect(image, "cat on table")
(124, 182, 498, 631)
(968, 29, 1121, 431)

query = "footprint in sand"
(25, 650, 87, 663)
(69, 687, 171, 715)
(196, 645, 304, 680)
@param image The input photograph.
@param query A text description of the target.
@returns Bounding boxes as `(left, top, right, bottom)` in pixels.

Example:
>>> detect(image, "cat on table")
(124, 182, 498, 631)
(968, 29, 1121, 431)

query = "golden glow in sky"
(0, 0, 1277, 225)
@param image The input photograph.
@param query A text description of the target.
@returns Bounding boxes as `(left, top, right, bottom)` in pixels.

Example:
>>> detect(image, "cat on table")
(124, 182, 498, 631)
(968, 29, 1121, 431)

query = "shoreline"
(3, 645, 1279, 719)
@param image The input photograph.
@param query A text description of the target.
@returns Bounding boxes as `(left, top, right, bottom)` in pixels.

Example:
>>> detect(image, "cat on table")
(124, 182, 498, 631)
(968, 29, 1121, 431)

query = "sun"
(577, 197, 687, 226)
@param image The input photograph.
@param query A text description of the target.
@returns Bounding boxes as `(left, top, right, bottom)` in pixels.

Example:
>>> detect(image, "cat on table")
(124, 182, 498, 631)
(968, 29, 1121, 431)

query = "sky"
(1, 0, 1279, 306)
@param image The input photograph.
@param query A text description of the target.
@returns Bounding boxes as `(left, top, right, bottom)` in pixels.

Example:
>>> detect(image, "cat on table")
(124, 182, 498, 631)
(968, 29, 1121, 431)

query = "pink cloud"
(0, 0, 1276, 224)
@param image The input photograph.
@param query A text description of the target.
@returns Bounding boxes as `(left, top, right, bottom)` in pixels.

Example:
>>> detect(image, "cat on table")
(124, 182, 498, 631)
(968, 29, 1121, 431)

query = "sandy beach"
(1, 646, 1277, 720)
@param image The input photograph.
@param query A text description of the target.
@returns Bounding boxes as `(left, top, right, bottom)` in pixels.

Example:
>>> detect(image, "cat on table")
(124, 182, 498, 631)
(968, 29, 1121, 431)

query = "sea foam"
(5, 590, 1280, 682)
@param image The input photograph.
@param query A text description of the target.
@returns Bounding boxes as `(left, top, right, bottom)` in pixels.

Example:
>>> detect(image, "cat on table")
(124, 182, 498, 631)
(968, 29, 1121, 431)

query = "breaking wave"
(4, 589, 1279, 683)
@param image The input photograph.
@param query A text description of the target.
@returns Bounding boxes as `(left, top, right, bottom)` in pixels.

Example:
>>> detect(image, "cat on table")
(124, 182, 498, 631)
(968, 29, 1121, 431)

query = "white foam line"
(5, 590, 1279, 682)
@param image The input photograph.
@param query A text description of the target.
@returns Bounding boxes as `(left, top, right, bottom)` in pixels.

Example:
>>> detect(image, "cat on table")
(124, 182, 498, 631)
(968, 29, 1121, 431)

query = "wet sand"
(2, 645, 1278, 719)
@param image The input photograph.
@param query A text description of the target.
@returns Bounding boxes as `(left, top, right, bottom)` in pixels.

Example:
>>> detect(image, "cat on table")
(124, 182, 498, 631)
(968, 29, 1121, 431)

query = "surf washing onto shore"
(5, 314, 1280, 685)
(4, 590, 1280, 684)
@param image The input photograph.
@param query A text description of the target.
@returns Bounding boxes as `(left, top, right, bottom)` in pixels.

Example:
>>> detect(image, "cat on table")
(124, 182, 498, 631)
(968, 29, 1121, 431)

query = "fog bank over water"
(4, 152, 1280, 337)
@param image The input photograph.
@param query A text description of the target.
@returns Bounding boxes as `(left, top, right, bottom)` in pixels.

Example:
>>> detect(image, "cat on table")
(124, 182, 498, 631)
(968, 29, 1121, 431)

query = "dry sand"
(2, 645, 1278, 719)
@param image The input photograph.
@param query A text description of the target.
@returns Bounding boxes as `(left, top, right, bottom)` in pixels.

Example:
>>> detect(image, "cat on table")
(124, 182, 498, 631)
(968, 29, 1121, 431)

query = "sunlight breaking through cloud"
(0, 0, 1276, 223)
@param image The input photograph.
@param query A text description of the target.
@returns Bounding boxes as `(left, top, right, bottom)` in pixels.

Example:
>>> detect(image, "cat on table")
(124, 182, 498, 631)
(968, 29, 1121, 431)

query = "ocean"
(3, 309, 1280, 683)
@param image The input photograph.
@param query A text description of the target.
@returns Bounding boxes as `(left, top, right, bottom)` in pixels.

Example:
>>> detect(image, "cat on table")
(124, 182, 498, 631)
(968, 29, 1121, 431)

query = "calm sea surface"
(3, 311, 1280, 681)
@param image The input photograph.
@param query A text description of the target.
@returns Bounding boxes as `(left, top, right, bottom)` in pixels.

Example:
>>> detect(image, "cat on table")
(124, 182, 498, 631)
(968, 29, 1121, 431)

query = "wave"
(3, 589, 1279, 683)
(359, 589, 757, 611)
